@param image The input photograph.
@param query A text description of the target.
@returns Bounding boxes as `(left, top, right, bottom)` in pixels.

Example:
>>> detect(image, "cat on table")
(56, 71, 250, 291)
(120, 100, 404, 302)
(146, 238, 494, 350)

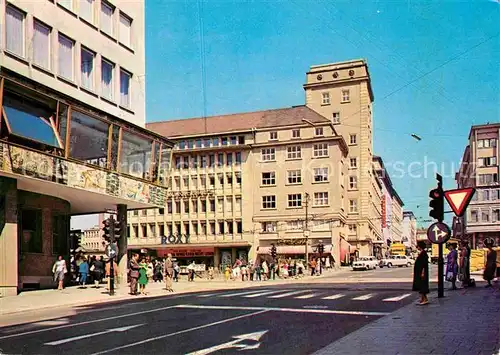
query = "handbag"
(90, 265, 95, 272)
(446, 271, 454, 282)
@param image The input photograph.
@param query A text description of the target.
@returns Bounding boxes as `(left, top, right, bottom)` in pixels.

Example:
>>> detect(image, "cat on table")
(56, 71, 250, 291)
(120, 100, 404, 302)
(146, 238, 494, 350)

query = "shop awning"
(258, 245, 333, 255)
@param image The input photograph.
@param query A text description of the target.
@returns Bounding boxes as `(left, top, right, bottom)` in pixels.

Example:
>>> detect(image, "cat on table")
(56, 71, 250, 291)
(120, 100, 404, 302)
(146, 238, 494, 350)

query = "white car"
(380, 255, 413, 268)
(352, 256, 379, 271)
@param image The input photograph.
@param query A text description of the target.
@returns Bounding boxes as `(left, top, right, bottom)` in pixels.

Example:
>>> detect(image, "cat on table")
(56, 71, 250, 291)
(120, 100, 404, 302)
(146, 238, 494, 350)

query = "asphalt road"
(0, 267, 425, 355)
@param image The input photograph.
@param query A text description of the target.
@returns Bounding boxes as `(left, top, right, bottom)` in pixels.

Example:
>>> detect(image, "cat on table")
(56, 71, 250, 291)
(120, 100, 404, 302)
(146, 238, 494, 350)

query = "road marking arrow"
(45, 324, 144, 346)
(185, 330, 268, 355)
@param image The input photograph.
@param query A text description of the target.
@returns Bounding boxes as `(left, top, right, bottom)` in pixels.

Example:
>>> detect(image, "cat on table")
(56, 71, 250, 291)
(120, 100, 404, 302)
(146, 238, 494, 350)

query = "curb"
(0, 271, 342, 317)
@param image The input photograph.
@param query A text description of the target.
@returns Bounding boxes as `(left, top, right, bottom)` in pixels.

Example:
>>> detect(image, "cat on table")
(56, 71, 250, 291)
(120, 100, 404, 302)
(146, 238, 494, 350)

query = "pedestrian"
(78, 257, 89, 288)
(52, 255, 67, 290)
(105, 258, 118, 291)
(147, 258, 154, 282)
(93, 257, 104, 288)
(483, 241, 497, 288)
(187, 261, 196, 281)
(310, 259, 317, 276)
(459, 241, 471, 287)
(164, 253, 174, 292)
(446, 243, 458, 290)
(138, 257, 148, 295)
(412, 241, 430, 305)
(154, 260, 163, 282)
(225, 265, 231, 281)
(128, 253, 140, 295)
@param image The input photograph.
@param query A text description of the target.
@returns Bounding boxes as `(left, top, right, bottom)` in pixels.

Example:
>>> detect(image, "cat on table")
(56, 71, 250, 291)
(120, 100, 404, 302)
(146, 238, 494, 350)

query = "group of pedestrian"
(413, 239, 498, 306)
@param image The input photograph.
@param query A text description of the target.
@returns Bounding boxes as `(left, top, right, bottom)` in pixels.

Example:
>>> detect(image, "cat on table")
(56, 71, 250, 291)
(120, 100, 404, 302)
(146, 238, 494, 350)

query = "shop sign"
(161, 233, 190, 245)
(276, 238, 306, 246)
(158, 247, 214, 258)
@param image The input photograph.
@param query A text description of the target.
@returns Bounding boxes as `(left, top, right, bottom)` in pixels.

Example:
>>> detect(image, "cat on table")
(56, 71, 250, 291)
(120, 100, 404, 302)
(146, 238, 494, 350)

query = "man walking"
(129, 253, 140, 296)
(164, 254, 174, 292)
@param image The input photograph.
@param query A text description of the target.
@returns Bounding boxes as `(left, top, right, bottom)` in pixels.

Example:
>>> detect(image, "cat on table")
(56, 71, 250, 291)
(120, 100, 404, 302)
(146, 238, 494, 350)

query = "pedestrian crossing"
(196, 289, 413, 303)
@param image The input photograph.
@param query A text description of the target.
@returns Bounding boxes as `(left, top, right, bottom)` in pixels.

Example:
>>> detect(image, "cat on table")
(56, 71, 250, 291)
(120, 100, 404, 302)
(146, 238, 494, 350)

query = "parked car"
(380, 255, 413, 268)
(352, 256, 379, 271)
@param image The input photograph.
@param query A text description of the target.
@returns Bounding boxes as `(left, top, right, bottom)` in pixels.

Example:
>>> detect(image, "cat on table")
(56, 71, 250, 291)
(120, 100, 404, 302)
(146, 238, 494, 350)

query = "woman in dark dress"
(483, 241, 497, 288)
(413, 241, 429, 305)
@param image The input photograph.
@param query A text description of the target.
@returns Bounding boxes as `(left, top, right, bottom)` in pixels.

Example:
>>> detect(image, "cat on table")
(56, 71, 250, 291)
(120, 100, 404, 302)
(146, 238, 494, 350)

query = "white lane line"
(0, 305, 179, 340)
(198, 293, 220, 298)
(218, 290, 269, 298)
(294, 293, 320, 299)
(176, 304, 390, 316)
(45, 324, 144, 346)
(383, 293, 412, 302)
(268, 290, 310, 298)
(89, 310, 269, 355)
(243, 290, 282, 298)
(321, 294, 345, 300)
(352, 293, 374, 301)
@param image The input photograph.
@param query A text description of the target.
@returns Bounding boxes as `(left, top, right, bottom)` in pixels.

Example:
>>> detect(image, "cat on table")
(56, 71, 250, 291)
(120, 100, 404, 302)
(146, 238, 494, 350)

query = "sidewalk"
(0, 268, 346, 316)
(314, 283, 500, 355)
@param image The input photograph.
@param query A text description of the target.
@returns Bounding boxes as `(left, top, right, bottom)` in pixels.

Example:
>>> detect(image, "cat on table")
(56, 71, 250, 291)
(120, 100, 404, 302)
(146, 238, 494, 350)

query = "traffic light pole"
(436, 174, 444, 298)
(109, 215, 115, 296)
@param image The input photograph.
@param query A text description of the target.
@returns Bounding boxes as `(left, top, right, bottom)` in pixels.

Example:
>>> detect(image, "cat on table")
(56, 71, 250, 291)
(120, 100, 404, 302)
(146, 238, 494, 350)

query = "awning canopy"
(258, 244, 333, 255)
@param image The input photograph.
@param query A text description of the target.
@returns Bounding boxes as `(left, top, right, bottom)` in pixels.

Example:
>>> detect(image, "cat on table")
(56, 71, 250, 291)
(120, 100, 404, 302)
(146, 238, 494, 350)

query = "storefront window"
(20, 209, 42, 253)
(120, 130, 153, 180)
(69, 110, 109, 168)
(3, 89, 62, 148)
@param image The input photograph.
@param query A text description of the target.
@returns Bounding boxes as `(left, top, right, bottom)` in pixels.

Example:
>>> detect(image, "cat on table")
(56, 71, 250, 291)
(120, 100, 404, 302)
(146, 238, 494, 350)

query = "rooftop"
(146, 105, 332, 138)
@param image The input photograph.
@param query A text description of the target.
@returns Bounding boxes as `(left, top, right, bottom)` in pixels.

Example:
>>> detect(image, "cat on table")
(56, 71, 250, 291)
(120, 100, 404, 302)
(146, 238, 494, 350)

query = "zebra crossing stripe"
(268, 290, 310, 298)
(243, 290, 283, 298)
(383, 293, 411, 302)
(352, 293, 374, 300)
(321, 294, 345, 300)
(294, 293, 319, 299)
(218, 290, 269, 298)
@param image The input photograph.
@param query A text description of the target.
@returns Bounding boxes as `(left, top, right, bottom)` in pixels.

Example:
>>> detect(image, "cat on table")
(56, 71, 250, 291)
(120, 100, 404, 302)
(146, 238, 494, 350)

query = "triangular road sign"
(444, 188, 475, 217)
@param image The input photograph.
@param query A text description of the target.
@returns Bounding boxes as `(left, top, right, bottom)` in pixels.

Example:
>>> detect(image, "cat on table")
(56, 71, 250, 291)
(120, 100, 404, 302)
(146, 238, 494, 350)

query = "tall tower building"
(304, 59, 382, 256)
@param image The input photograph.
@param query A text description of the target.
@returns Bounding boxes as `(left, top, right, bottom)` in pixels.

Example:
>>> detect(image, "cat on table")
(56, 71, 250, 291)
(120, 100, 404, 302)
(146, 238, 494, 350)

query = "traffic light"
(113, 219, 121, 239)
(102, 218, 113, 242)
(429, 174, 444, 222)
(270, 244, 277, 259)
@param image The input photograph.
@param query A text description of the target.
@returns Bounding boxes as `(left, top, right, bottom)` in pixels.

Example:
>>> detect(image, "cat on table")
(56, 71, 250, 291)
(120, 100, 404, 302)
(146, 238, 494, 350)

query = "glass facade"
(0, 76, 173, 186)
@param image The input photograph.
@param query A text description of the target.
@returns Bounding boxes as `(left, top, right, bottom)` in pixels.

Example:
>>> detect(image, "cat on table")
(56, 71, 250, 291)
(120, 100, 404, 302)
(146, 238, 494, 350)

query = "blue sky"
(72, 0, 500, 232)
(144, 0, 499, 227)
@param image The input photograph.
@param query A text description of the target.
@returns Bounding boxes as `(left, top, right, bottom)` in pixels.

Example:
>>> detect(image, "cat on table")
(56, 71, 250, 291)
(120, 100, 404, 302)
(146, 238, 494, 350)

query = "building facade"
(455, 123, 499, 248)
(373, 156, 404, 251)
(304, 59, 384, 257)
(128, 106, 352, 268)
(402, 211, 417, 252)
(0, 0, 173, 296)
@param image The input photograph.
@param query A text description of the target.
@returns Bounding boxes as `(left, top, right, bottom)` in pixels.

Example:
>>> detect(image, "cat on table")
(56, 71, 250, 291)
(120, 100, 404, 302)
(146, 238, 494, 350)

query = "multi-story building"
(128, 105, 351, 268)
(402, 211, 417, 252)
(455, 123, 499, 248)
(304, 59, 383, 256)
(80, 214, 108, 252)
(0, 0, 173, 296)
(373, 156, 404, 252)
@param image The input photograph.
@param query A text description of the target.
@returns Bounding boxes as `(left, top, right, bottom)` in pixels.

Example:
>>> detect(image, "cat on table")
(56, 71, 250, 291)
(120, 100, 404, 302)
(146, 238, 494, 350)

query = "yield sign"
(444, 188, 475, 217)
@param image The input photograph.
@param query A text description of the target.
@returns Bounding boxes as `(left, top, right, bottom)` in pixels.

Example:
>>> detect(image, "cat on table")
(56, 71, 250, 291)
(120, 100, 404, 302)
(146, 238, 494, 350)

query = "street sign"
(427, 222, 451, 244)
(444, 188, 475, 217)
(105, 243, 118, 258)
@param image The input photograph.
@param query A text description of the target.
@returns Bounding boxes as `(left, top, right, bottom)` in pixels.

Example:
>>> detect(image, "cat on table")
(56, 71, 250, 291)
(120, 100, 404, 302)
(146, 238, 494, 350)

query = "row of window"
(472, 188, 500, 202)
(169, 173, 242, 190)
(176, 136, 246, 150)
(133, 196, 243, 215)
(477, 138, 497, 149)
(477, 156, 497, 167)
(268, 126, 329, 141)
(5, 4, 133, 109)
(261, 220, 331, 233)
(131, 220, 244, 238)
(478, 173, 499, 185)
(262, 143, 330, 161)
(470, 209, 500, 223)
(173, 152, 242, 169)
(321, 90, 351, 105)
(261, 193, 330, 209)
(55, 0, 133, 48)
